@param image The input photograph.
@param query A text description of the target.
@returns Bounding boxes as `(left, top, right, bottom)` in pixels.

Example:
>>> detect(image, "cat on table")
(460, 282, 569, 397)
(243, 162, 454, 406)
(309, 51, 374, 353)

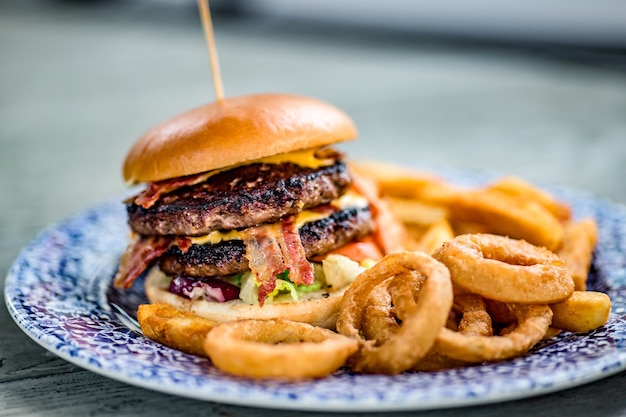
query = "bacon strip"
(114, 236, 174, 289)
(131, 171, 213, 209)
(349, 167, 406, 255)
(116, 218, 315, 305)
(175, 237, 192, 253)
(277, 215, 315, 286)
(240, 227, 286, 306)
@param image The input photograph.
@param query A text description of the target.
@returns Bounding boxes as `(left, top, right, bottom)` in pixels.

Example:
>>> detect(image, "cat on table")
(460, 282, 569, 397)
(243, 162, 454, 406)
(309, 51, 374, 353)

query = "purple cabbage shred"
(169, 275, 240, 302)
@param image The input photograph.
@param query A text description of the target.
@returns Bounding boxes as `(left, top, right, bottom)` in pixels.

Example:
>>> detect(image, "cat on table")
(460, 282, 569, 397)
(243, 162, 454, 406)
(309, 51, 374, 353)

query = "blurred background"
(1, 0, 626, 273)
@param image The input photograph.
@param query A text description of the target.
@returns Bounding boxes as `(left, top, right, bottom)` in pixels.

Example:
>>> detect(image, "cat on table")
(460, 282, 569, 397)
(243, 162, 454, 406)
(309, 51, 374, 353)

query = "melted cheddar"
(255, 148, 336, 169)
(189, 191, 369, 246)
(190, 229, 243, 245)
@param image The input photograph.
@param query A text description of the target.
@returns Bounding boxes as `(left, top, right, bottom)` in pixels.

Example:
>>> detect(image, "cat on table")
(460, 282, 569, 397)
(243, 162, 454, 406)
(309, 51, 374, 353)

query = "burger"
(114, 93, 382, 329)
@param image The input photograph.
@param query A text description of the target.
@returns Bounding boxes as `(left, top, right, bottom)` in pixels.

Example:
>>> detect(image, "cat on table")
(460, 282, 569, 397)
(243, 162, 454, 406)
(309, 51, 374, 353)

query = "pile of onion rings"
(137, 164, 612, 379)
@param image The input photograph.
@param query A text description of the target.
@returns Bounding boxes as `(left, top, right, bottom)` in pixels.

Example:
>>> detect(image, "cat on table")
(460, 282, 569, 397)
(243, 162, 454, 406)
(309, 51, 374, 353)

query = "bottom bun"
(144, 268, 346, 329)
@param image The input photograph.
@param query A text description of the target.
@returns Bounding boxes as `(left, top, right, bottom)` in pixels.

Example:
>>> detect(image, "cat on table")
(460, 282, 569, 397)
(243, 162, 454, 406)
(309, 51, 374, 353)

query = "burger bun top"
(123, 93, 357, 184)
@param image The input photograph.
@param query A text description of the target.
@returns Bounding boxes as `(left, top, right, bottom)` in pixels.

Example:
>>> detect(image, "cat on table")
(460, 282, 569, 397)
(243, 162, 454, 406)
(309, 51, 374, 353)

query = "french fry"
(354, 164, 568, 252)
(414, 218, 455, 255)
(558, 218, 599, 291)
(434, 190, 564, 252)
(550, 291, 611, 333)
(138, 303, 219, 356)
(450, 220, 489, 236)
(403, 225, 429, 252)
(542, 327, 562, 340)
(486, 176, 571, 222)
(352, 160, 442, 199)
(387, 197, 447, 226)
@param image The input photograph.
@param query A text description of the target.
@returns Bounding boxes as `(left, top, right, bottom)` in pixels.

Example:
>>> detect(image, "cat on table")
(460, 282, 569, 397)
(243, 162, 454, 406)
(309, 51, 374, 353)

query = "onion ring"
(433, 234, 574, 304)
(336, 251, 453, 374)
(361, 278, 398, 344)
(386, 271, 424, 322)
(361, 271, 426, 344)
(203, 318, 358, 380)
(138, 303, 218, 357)
(453, 294, 493, 337)
(360, 273, 466, 372)
(484, 299, 517, 326)
(433, 303, 553, 363)
(393, 291, 493, 371)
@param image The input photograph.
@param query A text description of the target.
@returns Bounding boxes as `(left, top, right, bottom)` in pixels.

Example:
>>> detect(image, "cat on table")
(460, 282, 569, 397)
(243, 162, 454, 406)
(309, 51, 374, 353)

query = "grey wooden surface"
(2, 4, 626, 416)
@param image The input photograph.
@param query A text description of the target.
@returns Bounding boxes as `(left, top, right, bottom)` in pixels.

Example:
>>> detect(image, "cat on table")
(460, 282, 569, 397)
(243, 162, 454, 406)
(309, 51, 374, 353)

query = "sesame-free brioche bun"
(144, 268, 346, 330)
(123, 93, 357, 184)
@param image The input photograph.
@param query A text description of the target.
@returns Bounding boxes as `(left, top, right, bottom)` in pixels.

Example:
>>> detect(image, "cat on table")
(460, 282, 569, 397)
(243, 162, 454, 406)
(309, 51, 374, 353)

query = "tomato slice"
(314, 237, 383, 263)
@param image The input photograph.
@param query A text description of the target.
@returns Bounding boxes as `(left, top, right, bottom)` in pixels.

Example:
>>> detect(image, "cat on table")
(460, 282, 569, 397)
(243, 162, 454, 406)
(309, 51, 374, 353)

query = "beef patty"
(127, 160, 351, 236)
(158, 206, 373, 277)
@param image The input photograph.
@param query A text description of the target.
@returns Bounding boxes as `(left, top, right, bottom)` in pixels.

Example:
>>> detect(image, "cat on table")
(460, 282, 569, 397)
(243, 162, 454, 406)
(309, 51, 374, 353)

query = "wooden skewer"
(197, 0, 224, 102)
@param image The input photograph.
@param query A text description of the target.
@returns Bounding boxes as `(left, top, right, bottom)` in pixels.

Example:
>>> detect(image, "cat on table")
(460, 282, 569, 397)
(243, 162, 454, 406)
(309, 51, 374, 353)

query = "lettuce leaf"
(239, 268, 325, 304)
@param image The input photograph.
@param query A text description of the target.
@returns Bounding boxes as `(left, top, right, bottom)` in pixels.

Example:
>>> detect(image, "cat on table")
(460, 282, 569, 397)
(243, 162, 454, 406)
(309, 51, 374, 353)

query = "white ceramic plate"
(5, 172, 626, 412)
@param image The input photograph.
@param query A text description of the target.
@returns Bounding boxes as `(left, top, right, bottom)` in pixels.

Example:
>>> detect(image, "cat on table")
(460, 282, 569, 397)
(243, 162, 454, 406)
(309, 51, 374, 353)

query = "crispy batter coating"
(138, 303, 218, 357)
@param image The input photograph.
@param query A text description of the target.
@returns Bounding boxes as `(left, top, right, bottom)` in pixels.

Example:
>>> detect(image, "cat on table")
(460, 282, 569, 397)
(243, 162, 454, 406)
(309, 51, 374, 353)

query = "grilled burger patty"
(158, 206, 373, 277)
(127, 160, 351, 236)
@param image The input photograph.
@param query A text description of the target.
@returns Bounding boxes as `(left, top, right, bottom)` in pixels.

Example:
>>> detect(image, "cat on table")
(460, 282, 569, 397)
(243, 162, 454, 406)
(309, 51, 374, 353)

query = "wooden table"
(2, 4, 626, 416)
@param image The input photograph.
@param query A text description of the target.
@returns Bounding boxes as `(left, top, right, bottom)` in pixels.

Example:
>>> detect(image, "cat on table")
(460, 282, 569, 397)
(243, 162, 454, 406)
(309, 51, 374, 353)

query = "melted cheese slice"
(189, 191, 369, 246)
(255, 148, 336, 169)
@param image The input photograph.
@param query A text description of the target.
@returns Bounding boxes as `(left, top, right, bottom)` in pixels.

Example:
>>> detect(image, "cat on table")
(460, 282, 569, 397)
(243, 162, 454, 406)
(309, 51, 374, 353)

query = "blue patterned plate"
(5, 173, 626, 412)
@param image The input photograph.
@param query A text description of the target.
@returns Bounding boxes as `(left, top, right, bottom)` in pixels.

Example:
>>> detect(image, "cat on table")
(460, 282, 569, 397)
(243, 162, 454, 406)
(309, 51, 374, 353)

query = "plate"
(5, 172, 626, 412)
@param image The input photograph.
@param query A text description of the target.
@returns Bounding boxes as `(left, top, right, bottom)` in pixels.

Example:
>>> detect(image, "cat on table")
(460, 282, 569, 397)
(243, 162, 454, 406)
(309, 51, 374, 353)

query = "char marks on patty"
(158, 206, 373, 277)
(127, 161, 351, 236)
